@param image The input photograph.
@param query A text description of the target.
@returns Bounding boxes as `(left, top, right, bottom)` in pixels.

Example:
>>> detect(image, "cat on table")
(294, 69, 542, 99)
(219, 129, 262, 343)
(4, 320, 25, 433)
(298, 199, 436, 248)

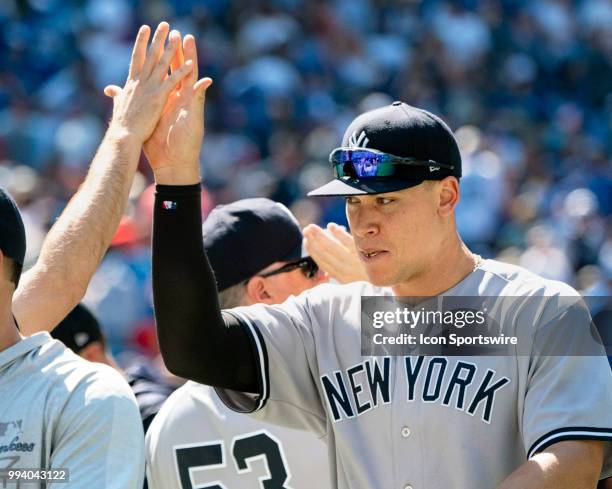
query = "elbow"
(158, 345, 209, 385)
(45, 263, 90, 308)
(161, 354, 191, 380)
(164, 360, 214, 387)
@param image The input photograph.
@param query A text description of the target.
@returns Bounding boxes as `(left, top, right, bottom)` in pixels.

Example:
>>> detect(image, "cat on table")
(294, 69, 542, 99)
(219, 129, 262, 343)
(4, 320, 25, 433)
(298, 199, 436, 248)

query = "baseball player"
(0, 22, 199, 487)
(148, 33, 612, 489)
(145, 198, 332, 489)
(0, 187, 144, 488)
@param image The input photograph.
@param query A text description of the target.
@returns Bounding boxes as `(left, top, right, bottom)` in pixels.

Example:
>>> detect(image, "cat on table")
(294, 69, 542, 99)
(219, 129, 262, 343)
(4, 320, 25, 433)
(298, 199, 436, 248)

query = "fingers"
(141, 22, 170, 79)
(170, 31, 184, 74)
(193, 77, 213, 100)
(127, 25, 151, 80)
(304, 224, 368, 283)
(327, 222, 356, 249)
(303, 225, 348, 269)
(152, 31, 181, 80)
(104, 85, 122, 98)
(304, 237, 335, 272)
(161, 60, 194, 94)
(183, 34, 199, 86)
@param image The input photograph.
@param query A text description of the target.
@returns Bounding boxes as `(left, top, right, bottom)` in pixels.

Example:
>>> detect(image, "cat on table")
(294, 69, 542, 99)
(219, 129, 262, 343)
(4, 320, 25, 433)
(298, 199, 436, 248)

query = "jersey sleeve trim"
(215, 309, 270, 413)
(528, 426, 612, 458)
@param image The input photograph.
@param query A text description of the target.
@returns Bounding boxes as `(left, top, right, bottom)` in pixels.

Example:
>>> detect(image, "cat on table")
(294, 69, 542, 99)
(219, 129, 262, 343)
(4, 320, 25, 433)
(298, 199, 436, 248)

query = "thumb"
(104, 85, 122, 98)
(193, 77, 213, 101)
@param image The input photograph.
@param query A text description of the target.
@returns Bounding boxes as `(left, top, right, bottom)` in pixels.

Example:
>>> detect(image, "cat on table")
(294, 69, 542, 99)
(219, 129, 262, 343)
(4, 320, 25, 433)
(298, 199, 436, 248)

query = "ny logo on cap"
(429, 165, 440, 172)
(75, 332, 90, 347)
(348, 130, 369, 149)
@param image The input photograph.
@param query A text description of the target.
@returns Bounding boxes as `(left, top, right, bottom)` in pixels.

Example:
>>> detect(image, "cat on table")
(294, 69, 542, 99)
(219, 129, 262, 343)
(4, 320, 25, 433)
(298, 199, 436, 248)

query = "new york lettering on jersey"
(321, 356, 510, 424)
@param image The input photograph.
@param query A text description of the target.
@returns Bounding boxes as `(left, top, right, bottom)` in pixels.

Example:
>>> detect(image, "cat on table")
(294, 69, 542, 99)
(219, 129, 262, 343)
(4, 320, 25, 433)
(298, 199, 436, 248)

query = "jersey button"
(401, 426, 411, 438)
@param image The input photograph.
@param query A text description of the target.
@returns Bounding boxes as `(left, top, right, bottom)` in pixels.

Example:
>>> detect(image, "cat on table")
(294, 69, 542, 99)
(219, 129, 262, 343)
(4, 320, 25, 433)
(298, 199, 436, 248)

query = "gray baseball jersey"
(0, 332, 144, 488)
(216, 259, 612, 489)
(146, 381, 331, 489)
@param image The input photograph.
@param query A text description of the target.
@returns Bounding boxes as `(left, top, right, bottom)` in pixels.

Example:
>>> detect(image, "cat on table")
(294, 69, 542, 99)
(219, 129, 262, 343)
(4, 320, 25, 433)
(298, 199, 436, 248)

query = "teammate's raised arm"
(14, 22, 194, 334)
(147, 34, 258, 392)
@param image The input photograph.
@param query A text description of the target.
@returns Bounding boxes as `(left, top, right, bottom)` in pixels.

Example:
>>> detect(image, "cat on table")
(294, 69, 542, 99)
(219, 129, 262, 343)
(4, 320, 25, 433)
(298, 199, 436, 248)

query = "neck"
(391, 232, 479, 297)
(105, 354, 120, 371)
(0, 291, 22, 353)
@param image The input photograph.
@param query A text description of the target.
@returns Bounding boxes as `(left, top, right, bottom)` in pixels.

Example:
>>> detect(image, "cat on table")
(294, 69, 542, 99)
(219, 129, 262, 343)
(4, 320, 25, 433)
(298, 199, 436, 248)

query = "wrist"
(106, 123, 144, 146)
(153, 164, 201, 185)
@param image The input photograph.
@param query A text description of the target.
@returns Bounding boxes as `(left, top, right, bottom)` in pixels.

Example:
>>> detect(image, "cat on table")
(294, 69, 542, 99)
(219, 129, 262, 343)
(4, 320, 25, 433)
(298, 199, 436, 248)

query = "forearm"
(15, 127, 141, 332)
(497, 441, 603, 489)
(43, 127, 140, 285)
(152, 183, 257, 392)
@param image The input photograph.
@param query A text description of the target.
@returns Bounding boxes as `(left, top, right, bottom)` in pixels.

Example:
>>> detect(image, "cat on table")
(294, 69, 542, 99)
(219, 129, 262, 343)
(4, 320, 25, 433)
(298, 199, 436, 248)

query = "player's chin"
(363, 267, 396, 287)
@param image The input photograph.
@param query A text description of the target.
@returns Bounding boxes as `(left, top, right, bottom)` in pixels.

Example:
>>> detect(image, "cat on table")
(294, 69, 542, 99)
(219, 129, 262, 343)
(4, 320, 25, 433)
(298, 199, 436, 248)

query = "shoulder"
(229, 281, 385, 328)
(45, 342, 133, 400)
(31, 338, 139, 422)
(146, 382, 215, 456)
(301, 280, 389, 307)
(475, 259, 580, 298)
(149, 382, 195, 430)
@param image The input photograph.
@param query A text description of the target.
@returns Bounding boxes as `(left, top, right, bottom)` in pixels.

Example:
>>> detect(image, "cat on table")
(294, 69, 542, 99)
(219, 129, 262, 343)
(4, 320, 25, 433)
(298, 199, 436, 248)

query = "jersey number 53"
(174, 430, 292, 489)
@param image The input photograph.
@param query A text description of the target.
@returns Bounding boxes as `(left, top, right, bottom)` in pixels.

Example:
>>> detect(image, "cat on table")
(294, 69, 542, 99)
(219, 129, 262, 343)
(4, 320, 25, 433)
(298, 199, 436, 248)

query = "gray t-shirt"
(217, 259, 612, 489)
(146, 382, 331, 489)
(0, 333, 144, 488)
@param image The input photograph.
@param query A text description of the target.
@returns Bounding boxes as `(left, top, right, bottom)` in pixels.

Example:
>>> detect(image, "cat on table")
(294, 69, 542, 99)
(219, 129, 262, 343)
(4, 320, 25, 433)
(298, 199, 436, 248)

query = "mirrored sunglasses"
(329, 147, 455, 179)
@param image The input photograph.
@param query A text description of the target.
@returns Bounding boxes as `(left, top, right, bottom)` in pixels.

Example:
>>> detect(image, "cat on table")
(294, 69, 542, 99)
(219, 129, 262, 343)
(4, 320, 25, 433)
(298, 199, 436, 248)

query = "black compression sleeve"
(152, 183, 259, 393)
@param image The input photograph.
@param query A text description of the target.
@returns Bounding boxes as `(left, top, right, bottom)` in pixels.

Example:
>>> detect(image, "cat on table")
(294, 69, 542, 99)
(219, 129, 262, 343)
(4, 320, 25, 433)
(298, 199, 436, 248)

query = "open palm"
(144, 34, 213, 174)
(106, 33, 212, 179)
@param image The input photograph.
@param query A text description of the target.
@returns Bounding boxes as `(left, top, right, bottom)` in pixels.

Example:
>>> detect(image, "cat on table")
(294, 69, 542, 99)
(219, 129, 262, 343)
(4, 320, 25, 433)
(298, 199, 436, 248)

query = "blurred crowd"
(0, 0, 610, 355)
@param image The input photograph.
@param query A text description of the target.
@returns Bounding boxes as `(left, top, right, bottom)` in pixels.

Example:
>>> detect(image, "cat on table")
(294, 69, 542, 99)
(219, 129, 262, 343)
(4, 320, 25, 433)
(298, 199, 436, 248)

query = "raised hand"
(141, 32, 213, 184)
(104, 22, 195, 145)
(13, 22, 195, 335)
(303, 222, 369, 284)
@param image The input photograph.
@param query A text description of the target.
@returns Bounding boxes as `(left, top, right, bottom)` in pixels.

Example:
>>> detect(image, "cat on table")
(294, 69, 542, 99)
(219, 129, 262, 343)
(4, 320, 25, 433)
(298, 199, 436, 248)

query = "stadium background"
(0, 0, 610, 358)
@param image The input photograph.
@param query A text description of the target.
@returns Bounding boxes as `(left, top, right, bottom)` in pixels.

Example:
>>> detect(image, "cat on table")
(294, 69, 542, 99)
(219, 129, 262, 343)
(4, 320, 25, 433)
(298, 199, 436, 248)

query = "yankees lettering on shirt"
(0, 420, 35, 455)
(321, 356, 510, 424)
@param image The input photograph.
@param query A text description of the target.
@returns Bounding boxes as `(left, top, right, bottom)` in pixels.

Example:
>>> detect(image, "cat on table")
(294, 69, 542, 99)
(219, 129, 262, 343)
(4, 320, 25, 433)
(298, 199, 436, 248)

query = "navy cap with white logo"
(51, 304, 104, 354)
(203, 198, 304, 291)
(308, 102, 462, 196)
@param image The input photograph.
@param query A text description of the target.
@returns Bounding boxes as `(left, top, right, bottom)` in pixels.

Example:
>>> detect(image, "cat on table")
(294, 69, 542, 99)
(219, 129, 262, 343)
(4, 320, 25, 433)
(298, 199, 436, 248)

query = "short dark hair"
(3, 256, 22, 288)
(10, 260, 22, 287)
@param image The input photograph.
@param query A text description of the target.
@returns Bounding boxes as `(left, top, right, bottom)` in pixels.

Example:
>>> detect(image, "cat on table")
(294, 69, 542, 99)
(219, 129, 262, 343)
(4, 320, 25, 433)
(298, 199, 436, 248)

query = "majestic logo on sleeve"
(320, 357, 510, 424)
(348, 130, 370, 149)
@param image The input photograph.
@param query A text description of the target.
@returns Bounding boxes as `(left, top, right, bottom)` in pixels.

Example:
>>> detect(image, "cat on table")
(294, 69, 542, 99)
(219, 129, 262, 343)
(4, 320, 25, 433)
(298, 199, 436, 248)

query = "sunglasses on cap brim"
(258, 256, 319, 279)
(329, 147, 455, 179)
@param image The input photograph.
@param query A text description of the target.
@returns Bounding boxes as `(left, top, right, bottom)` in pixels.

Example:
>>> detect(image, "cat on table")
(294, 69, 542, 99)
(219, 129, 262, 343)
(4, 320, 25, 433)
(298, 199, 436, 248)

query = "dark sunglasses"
(258, 256, 319, 279)
(329, 147, 455, 179)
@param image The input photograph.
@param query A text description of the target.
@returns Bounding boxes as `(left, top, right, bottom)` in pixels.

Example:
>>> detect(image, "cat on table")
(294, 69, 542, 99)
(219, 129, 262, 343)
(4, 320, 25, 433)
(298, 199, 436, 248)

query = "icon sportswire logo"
(348, 130, 369, 149)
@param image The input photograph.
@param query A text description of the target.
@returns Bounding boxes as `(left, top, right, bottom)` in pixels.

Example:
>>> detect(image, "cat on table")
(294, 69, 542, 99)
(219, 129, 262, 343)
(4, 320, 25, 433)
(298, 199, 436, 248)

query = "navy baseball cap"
(308, 101, 462, 196)
(203, 198, 304, 291)
(51, 304, 104, 354)
(0, 187, 26, 266)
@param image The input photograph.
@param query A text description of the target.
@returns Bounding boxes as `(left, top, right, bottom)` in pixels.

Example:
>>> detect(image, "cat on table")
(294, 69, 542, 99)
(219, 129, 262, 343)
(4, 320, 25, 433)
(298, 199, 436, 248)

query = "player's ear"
(437, 176, 460, 217)
(79, 342, 105, 363)
(245, 276, 272, 304)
